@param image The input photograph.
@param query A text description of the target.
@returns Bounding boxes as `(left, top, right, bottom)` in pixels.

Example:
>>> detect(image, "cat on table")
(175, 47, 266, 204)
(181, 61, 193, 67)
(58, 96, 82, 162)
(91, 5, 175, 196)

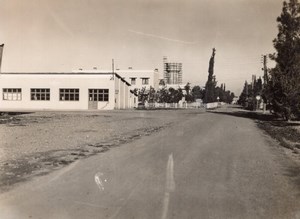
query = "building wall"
(129, 92, 138, 108)
(124, 83, 129, 109)
(119, 79, 125, 109)
(115, 69, 160, 91)
(0, 73, 131, 111)
(72, 69, 159, 91)
(113, 74, 132, 110)
(114, 76, 120, 109)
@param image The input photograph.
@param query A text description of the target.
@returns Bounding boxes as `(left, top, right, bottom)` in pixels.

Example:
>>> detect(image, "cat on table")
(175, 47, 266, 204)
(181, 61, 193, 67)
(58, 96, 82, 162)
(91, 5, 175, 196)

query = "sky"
(0, 0, 284, 94)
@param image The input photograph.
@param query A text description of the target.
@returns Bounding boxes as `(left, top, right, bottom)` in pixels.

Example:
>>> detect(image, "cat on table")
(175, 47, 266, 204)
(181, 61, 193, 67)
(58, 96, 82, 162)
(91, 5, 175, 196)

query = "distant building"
(163, 56, 183, 85)
(0, 72, 137, 111)
(116, 68, 159, 91)
(75, 69, 160, 91)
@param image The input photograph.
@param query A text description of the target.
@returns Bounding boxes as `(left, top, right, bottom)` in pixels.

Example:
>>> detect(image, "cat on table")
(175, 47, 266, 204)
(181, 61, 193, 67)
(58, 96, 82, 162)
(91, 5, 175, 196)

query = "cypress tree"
(204, 48, 217, 103)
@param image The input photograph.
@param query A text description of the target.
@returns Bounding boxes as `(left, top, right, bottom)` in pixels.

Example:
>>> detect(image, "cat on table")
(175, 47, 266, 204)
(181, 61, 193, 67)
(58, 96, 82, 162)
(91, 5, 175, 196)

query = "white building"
(0, 72, 137, 111)
(74, 69, 160, 91)
(116, 69, 160, 91)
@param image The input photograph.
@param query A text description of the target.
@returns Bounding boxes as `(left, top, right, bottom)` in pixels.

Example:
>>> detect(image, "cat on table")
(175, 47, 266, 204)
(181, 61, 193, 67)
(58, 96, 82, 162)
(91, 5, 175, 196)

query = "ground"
(1, 107, 300, 193)
(0, 110, 181, 192)
(208, 108, 300, 164)
(0, 106, 299, 218)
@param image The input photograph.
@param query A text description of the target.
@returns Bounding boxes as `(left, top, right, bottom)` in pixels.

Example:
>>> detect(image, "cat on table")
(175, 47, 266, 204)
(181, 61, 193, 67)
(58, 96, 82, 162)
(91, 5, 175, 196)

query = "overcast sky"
(0, 0, 283, 94)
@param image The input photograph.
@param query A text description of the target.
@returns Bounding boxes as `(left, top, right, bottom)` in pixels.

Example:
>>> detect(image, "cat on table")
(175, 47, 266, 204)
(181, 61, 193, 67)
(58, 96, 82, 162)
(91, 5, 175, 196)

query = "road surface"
(0, 109, 299, 219)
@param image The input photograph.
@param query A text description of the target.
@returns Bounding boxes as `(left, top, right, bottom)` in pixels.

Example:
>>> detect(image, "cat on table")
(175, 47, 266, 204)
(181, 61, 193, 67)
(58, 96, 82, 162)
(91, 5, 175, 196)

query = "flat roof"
(0, 72, 114, 75)
(0, 72, 131, 86)
(72, 69, 158, 73)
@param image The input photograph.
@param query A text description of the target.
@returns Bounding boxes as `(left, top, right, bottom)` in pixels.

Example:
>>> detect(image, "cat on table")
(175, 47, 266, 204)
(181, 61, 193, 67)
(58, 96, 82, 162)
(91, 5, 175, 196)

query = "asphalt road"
(0, 109, 299, 219)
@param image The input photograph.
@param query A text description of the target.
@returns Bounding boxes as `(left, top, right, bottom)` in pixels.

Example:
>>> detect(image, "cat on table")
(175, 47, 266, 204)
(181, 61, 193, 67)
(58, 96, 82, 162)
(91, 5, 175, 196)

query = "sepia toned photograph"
(0, 0, 299, 218)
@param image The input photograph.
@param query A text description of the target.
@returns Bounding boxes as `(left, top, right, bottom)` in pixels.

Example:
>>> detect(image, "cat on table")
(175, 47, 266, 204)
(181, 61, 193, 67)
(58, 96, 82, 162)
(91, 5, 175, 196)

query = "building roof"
(0, 72, 131, 86)
(0, 72, 114, 75)
(72, 69, 159, 73)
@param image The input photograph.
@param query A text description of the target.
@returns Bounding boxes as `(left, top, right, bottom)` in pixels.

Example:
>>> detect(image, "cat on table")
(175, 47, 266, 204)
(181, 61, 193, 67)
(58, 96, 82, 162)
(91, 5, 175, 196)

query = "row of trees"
(136, 85, 204, 104)
(136, 82, 235, 105)
(238, 77, 263, 110)
(238, 0, 300, 120)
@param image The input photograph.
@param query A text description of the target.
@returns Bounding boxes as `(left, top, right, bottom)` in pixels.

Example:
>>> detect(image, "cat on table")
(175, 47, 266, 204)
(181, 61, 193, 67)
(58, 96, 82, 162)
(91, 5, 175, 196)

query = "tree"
(267, 0, 300, 120)
(147, 86, 156, 103)
(191, 86, 204, 100)
(137, 87, 148, 103)
(157, 87, 169, 103)
(173, 88, 184, 103)
(204, 48, 217, 103)
(215, 85, 235, 104)
(184, 83, 194, 102)
(156, 87, 183, 103)
(238, 81, 248, 107)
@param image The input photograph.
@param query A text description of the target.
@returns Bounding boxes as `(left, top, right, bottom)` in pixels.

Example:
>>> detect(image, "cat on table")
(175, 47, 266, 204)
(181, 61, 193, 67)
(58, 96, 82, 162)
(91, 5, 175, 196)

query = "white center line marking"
(161, 153, 175, 219)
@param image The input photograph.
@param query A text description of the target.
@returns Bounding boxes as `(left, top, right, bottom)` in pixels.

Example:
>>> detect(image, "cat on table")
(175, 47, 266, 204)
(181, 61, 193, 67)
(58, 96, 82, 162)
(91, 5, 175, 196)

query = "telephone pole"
(261, 55, 268, 113)
(0, 44, 4, 73)
(262, 55, 268, 86)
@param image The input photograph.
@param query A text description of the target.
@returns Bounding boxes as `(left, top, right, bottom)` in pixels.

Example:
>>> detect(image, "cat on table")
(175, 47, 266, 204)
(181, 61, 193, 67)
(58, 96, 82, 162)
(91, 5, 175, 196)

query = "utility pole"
(0, 44, 4, 73)
(110, 59, 115, 80)
(245, 81, 248, 108)
(262, 55, 268, 86)
(261, 55, 268, 113)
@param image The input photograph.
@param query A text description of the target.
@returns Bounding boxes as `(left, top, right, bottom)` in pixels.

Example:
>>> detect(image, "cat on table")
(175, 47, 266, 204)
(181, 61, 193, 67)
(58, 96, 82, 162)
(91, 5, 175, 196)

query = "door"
(88, 89, 98, 110)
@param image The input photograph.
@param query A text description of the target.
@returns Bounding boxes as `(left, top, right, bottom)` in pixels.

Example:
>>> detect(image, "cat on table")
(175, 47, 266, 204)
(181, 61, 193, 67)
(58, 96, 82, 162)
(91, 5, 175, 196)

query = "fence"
(140, 101, 223, 110)
(144, 102, 203, 109)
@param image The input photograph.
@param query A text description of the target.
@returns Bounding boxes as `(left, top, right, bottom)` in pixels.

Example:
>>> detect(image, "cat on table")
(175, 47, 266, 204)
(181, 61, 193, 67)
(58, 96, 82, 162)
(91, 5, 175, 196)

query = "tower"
(163, 56, 182, 85)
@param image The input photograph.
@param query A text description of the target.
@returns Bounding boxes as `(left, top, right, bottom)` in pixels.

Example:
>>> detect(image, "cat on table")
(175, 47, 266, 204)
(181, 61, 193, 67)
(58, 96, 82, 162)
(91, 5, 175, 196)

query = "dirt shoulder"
(0, 110, 203, 193)
(209, 106, 300, 166)
(256, 119, 300, 169)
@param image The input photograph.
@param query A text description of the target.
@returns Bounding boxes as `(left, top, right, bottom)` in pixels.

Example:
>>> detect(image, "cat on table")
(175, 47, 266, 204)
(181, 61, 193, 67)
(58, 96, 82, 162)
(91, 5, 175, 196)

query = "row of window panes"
(59, 89, 80, 101)
(130, 78, 149, 85)
(89, 89, 109, 101)
(31, 88, 50, 101)
(2, 88, 109, 101)
(3, 88, 22, 101)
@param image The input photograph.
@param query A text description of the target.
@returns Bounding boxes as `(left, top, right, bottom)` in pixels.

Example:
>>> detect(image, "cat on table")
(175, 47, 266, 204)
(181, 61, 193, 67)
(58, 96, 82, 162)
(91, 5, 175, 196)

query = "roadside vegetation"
(236, 0, 300, 162)
(135, 83, 235, 106)
(257, 120, 300, 154)
(238, 0, 300, 121)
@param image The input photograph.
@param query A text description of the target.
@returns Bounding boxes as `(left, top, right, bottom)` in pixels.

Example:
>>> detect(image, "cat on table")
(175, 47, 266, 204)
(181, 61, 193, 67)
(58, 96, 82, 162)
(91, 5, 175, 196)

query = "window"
(59, 89, 79, 101)
(130, 78, 136, 85)
(89, 89, 109, 101)
(141, 78, 149, 85)
(31, 88, 50, 101)
(3, 88, 22, 101)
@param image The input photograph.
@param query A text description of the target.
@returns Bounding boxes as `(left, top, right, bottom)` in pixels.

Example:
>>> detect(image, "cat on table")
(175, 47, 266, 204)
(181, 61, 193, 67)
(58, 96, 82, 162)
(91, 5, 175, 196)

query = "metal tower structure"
(163, 56, 182, 85)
